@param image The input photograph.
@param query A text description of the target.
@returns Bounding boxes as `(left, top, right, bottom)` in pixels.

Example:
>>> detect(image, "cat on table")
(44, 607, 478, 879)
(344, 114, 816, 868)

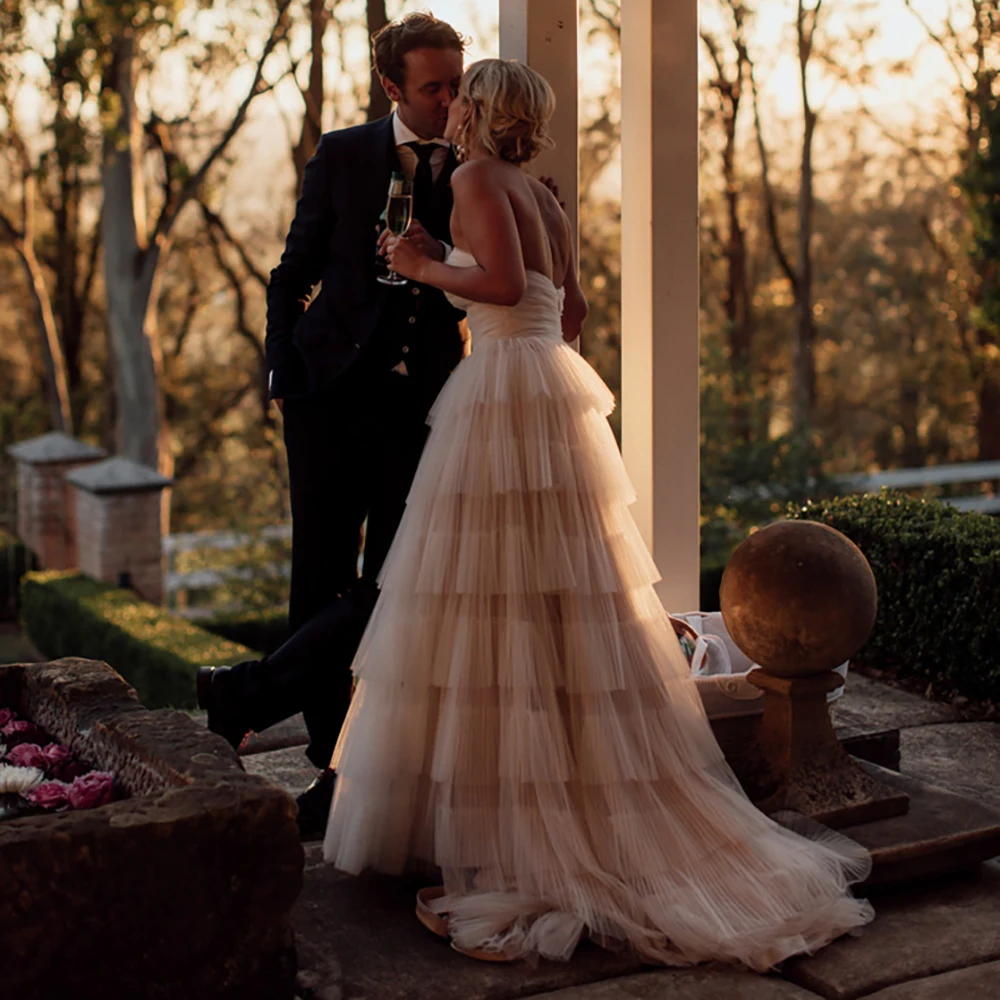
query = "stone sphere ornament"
(720, 519, 878, 678)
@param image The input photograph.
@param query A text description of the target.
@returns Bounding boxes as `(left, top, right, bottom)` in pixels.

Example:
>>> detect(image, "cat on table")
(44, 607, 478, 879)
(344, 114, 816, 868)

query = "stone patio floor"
(192, 671, 1000, 1000)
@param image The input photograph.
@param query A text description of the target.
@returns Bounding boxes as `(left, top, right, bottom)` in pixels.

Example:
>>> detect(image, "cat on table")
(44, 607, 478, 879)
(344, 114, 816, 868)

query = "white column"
(498, 0, 579, 254)
(620, 0, 701, 612)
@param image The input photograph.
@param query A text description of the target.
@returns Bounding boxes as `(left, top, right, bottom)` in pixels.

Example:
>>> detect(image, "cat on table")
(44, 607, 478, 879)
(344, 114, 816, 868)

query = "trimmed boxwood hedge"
(788, 490, 1000, 702)
(201, 607, 290, 656)
(1, 529, 37, 620)
(20, 570, 260, 709)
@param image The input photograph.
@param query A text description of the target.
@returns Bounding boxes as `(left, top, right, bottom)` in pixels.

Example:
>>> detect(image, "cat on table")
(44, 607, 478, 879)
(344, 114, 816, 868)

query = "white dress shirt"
(392, 109, 452, 186)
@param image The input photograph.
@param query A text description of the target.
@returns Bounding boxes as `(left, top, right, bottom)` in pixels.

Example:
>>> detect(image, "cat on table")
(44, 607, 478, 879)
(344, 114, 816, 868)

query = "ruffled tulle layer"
(325, 292, 873, 970)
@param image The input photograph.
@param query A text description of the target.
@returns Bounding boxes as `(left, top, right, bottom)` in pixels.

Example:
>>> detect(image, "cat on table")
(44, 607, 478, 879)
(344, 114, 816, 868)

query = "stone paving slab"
(242, 743, 317, 793)
(832, 673, 958, 733)
(900, 722, 1000, 812)
(840, 764, 1000, 884)
(293, 843, 647, 1000)
(189, 710, 310, 755)
(532, 968, 821, 999)
(861, 960, 1000, 1000)
(783, 862, 1000, 1000)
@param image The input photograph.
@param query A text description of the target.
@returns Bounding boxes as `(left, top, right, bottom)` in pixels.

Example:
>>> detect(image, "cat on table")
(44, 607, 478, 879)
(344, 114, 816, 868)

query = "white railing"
(729, 460, 1000, 514)
(842, 462, 1000, 513)
(164, 524, 292, 613)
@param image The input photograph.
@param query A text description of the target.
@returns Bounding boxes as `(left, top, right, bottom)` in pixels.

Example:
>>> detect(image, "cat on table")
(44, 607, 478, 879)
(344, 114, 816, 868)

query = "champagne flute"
(377, 177, 413, 287)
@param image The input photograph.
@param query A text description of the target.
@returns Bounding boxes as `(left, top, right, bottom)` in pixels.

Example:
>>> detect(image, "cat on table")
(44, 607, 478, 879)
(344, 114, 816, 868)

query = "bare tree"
(750, 0, 824, 438)
(98, 1, 292, 474)
(0, 85, 73, 433)
(291, 0, 331, 193)
(701, 2, 755, 439)
(366, 0, 391, 121)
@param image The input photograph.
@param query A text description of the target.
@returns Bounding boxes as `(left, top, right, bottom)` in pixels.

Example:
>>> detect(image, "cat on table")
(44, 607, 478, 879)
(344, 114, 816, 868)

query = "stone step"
(784, 862, 1000, 1000)
(531, 969, 821, 999)
(841, 763, 1000, 887)
(189, 710, 309, 755)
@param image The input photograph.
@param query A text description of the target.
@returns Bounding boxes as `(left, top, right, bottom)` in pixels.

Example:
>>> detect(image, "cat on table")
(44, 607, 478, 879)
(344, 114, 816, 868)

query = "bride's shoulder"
(452, 158, 515, 192)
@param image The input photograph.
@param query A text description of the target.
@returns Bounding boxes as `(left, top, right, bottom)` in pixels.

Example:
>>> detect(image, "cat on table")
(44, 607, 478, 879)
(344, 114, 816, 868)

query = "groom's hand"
(377, 219, 445, 262)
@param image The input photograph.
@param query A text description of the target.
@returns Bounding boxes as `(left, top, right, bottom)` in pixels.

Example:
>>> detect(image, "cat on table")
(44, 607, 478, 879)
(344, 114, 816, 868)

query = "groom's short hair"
(372, 13, 467, 89)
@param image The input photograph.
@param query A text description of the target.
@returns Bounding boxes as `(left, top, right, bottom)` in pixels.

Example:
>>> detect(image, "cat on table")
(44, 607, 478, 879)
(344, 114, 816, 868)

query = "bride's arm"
(386, 162, 528, 306)
(560, 222, 588, 343)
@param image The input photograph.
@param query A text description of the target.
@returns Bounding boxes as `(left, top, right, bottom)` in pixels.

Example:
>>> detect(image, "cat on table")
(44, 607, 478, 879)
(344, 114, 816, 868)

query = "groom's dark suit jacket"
(265, 114, 466, 399)
(258, 115, 466, 771)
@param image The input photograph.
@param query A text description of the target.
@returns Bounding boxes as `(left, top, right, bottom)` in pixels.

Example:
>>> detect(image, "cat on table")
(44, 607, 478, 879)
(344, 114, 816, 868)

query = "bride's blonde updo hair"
(454, 59, 556, 165)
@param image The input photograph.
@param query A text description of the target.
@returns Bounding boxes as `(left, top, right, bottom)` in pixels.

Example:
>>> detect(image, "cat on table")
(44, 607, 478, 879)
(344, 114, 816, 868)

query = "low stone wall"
(0, 658, 303, 1000)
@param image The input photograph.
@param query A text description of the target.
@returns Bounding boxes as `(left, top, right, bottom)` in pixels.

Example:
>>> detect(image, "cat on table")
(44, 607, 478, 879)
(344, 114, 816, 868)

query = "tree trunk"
(977, 373, 1000, 461)
(292, 0, 328, 193)
(792, 1, 819, 436)
(366, 0, 391, 122)
(1, 168, 74, 434)
(17, 232, 73, 436)
(899, 326, 923, 467)
(101, 32, 169, 474)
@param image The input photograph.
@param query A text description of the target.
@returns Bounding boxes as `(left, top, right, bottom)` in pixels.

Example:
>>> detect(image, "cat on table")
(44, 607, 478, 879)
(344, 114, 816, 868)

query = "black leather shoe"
(196, 666, 253, 751)
(296, 768, 336, 840)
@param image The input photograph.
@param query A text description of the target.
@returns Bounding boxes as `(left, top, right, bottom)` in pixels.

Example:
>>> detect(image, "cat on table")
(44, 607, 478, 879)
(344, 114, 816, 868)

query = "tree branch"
(198, 201, 269, 287)
(748, 60, 797, 286)
(902, 0, 973, 90)
(151, 0, 293, 246)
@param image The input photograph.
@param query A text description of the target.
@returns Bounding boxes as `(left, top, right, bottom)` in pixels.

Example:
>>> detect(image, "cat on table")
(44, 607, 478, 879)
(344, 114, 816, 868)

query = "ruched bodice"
(444, 246, 565, 341)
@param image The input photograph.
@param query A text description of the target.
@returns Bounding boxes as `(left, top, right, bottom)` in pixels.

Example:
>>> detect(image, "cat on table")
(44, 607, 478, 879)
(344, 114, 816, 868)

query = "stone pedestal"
(6, 433, 106, 569)
(721, 520, 909, 826)
(66, 457, 172, 605)
(742, 668, 910, 826)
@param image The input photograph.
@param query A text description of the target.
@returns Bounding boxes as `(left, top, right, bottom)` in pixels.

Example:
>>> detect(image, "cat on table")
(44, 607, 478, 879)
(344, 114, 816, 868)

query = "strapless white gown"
(323, 247, 873, 969)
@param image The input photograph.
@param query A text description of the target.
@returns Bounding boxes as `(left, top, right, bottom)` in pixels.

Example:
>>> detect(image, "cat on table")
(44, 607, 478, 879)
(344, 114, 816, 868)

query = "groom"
(198, 13, 468, 836)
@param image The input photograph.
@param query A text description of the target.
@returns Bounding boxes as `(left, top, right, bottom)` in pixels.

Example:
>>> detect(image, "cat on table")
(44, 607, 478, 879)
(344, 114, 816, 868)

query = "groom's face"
(386, 47, 463, 141)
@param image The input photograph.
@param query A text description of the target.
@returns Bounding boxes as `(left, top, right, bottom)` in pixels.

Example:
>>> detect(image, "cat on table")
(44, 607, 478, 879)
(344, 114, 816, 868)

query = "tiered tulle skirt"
(324, 326, 873, 970)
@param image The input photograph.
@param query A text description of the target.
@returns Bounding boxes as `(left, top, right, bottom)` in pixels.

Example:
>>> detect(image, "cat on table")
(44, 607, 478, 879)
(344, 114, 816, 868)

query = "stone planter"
(0, 658, 302, 1000)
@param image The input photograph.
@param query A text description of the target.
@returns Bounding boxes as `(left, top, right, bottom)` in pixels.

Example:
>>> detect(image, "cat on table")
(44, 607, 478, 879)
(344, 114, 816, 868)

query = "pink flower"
(41, 743, 73, 772)
(0, 708, 14, 728)
(24, 780, 72, 811)
(2, 720, 46, 747)
(67, 771, 115, 810)
(6, 743, 47, 770)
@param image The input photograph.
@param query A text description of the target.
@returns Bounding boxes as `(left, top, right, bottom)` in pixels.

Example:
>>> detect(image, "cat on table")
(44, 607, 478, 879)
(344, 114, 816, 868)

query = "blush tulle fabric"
(323, 247, 873, 969)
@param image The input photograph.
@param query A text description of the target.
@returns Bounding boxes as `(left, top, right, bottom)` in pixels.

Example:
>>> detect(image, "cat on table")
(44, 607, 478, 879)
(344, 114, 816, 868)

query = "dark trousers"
(229, 365, 433, 769)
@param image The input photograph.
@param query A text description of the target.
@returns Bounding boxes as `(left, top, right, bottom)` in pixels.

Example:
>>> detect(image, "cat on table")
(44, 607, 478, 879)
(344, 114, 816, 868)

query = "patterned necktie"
(406, 142, 436, 223)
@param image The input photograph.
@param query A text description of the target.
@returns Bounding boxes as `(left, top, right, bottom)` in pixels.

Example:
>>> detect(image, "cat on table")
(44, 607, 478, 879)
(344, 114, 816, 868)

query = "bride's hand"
(383, 234, 429, 282)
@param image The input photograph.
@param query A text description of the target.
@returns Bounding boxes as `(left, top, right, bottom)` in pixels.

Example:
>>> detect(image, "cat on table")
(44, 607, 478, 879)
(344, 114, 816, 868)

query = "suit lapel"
(361, 115, 402, 222)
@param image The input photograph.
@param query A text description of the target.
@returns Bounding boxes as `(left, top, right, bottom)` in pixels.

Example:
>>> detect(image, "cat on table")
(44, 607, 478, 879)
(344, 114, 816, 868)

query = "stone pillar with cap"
(65, 457, 173, 605)
(6, 432, 107, 569)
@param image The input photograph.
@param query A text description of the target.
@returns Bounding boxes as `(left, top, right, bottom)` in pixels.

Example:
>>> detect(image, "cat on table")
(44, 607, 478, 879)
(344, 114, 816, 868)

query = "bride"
(324, 57, 873, 969)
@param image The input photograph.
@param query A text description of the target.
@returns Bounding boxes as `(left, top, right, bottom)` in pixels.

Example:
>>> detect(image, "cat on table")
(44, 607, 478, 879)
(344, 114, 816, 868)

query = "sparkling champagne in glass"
(377, 176, 413, 287)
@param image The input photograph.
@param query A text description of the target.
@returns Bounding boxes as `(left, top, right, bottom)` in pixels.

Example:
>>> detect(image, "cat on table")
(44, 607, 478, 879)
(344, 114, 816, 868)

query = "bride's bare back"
(448, 157, 587, 340)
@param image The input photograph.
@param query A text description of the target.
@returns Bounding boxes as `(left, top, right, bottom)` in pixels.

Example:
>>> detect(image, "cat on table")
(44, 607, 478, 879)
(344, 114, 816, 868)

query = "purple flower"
(24, 780, 72, 811)
(6, 743, 47, 770)
(0, 708, 15, 728)
(67, 771, 115, 810)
